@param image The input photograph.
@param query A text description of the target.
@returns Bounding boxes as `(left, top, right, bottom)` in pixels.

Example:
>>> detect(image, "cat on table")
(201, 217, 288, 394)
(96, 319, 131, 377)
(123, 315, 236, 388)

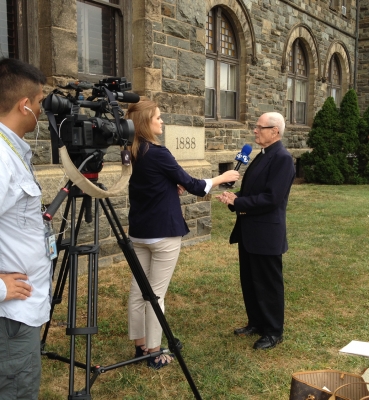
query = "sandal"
(147, 353, 175, 370)
(135, 345, 166, 358)
(134, 344, 148, 358)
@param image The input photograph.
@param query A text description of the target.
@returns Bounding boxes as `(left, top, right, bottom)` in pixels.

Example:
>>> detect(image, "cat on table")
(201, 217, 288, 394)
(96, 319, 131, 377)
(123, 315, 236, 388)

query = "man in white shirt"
(0, 58, 52, 400)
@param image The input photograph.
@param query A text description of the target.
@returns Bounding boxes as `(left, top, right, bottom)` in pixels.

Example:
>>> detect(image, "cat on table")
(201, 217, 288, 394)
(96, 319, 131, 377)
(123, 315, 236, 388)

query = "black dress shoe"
(253, 335, 283, 350)
(234, 326, 261, 336)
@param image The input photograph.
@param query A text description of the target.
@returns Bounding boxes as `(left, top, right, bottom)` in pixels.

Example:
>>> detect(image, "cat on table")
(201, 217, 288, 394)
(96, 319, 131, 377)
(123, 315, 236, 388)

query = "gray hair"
(265, 112, 285, 137)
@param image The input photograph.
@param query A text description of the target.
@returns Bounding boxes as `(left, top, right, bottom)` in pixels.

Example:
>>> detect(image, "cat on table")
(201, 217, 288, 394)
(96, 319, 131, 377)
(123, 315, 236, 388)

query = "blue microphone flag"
(235, 144, 252, 165)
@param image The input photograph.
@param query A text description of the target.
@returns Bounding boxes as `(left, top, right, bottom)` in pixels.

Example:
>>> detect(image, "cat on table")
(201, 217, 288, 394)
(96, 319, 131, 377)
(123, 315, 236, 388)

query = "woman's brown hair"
(126, 98, 160, 160)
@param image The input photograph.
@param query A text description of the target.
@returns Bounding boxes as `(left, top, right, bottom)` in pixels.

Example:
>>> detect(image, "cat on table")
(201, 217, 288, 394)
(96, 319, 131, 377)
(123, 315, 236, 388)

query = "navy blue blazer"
(229, 141, 295, 255)
(128, 142, 207, 239)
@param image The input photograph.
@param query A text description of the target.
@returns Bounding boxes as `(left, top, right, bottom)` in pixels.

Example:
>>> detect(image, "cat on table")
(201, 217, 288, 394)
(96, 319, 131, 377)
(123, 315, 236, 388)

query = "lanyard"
(0, 130, 30, 172)
(0, 129, 43, 199)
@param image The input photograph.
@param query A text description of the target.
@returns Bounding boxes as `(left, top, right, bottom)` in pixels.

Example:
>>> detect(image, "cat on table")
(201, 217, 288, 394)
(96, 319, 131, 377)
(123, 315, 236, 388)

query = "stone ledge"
(181, 234, 211, 247)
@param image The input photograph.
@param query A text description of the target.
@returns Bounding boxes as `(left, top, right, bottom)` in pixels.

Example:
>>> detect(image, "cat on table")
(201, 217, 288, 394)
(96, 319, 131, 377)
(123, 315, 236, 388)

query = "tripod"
(41, 183, 202, 400)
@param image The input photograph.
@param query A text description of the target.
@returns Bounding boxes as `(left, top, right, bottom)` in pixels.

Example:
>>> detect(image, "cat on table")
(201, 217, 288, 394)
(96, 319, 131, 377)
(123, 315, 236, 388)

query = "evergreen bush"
(301, 89, 369, 184)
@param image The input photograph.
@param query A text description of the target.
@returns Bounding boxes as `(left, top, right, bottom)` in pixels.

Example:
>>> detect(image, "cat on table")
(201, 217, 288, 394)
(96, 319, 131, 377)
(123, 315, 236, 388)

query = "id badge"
(47, 234, 58, 260)
(121, 149, 131, 166)
(45, 221, 58, 260)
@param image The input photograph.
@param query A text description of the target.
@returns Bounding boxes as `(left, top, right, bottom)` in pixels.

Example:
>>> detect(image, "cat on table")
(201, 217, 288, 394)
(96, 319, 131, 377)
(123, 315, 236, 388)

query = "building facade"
(1, 0, 368, 263)
(358, 0, 369, 109)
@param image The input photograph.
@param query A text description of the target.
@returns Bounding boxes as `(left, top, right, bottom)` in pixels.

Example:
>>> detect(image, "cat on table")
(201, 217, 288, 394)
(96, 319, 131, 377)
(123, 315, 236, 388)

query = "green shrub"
(339, 89, 360, 154)
(301, 90, 369, 184)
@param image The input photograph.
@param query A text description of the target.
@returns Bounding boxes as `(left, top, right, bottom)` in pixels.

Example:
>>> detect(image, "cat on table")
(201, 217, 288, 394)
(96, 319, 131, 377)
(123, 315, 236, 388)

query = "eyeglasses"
(253, 125, 276, 131)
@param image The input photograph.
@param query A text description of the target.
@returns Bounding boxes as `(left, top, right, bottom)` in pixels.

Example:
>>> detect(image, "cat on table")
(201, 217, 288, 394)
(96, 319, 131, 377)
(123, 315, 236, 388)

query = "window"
(287, 40, 308, 125)
(329, 0, 347, 15)
(205, 7, 238, 120)
(219, 162, 233, 175)
(327, 54, 341, 105)
(0, 0, 17, 59)
(329, 0, 339, 10)
(77, 0, 125, 78)
(341, 0, 347, 16)
(218, 162, 234, 186)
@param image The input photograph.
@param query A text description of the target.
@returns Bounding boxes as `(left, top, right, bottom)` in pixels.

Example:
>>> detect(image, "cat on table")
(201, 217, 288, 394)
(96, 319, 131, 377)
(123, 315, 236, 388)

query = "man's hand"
(215, 191, 238, 206)
(177, 184, 186, 196)
(0, 273, 32, 301)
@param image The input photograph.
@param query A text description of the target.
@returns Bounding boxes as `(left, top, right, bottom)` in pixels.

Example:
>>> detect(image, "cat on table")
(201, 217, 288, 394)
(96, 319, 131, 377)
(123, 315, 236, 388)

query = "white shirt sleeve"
(204, 179, 213, 194)
(0, 157, 12, 216)
(0, 278, 7, 302)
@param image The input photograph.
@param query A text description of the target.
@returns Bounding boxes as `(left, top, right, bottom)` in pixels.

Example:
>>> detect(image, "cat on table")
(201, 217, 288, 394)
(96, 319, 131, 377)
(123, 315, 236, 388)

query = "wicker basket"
(289, 370, 369, 400)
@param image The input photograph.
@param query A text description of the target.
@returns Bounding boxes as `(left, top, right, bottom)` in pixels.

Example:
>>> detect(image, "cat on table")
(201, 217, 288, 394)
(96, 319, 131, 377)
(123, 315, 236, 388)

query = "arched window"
(327, 54, 342, 105)
(287, 39, 308, 125)
(205, 7, 238, 120)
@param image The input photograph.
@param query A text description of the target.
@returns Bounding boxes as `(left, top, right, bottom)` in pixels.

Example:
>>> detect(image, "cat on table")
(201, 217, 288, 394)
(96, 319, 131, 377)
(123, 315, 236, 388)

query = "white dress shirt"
(0, 122, 52, 327)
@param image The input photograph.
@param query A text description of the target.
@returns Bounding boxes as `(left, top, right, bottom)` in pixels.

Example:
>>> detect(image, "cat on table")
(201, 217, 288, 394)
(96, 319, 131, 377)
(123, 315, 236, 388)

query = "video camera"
(42, 77, 139, 174)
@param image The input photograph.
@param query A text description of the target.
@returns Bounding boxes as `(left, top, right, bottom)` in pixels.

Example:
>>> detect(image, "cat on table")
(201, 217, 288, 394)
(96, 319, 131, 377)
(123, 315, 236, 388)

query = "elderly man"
(217, 112, 295, 350)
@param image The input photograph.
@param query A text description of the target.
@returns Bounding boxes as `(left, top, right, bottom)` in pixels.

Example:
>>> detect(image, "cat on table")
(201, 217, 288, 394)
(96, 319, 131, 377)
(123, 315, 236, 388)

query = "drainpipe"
(353, 0, 359, 90)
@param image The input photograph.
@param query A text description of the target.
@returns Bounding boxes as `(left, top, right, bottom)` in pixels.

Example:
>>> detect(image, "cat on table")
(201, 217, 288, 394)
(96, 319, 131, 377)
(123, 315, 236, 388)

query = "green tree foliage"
(339, 89, 360, 154)
(301, 90, 369, 184)
(301, 97, 344, 184)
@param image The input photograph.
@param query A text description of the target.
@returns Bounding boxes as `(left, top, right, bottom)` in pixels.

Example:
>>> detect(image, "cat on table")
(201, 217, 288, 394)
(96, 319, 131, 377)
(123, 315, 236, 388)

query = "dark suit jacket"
(229, 140, 295, 255)
(128, 142, 207, 239)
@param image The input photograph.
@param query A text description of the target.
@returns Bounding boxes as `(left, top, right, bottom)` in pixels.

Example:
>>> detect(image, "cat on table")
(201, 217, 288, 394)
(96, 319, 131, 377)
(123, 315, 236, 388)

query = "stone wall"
(358, 0, 369, 112)
(203, 0, 357, 174)
(28, 0, 213, 270)
(21, 0, 368, 267)
(132, 0, 207, 154)
(134, 0, 338, 175)
(31, 0, 365, 163)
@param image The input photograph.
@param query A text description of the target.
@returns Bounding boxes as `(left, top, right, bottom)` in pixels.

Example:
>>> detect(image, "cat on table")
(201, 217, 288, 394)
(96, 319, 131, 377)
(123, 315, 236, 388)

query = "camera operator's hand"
(0, 273, 32, 301)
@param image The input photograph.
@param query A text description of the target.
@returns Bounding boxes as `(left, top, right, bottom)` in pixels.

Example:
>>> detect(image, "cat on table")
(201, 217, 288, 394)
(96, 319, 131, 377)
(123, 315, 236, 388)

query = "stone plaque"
(164, 125, 205, 161)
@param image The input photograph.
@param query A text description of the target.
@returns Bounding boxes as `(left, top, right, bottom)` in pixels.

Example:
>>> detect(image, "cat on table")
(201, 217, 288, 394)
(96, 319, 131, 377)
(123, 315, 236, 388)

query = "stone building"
(358, 0, 369, 110)
(1, 0, 368, 264)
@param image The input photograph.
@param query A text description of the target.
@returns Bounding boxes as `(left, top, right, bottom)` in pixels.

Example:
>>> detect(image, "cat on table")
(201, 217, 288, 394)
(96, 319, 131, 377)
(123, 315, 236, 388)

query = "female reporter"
(126, 99, 239, 369)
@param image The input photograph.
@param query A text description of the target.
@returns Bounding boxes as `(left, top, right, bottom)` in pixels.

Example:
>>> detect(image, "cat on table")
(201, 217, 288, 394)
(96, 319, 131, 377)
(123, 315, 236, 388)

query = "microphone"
(234, 144, 252, 171)
(225, 144, 252, 187)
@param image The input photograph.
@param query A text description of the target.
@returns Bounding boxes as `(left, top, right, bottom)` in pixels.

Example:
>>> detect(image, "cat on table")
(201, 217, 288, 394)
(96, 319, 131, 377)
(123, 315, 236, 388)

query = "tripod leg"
(42, 193, 85, 348)
(42, 190, 99, 400)
(41, 191, 84, 346)
(99, 197, 203, 400)
(41, 195, 72, 349)
(66, 195, 99, 399)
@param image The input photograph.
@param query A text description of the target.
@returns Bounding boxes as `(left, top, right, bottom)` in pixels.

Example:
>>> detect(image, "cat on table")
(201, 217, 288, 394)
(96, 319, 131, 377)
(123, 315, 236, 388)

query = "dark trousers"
(0, 318, 41, 400)
(238, 243, 284, 336)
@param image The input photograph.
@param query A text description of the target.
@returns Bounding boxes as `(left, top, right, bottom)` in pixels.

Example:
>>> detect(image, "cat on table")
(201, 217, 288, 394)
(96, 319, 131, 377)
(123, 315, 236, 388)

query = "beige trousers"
(128, 236, 182, 349)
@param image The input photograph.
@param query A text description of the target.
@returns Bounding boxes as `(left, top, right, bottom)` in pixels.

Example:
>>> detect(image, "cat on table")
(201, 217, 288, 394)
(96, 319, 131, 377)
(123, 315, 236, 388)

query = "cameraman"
(0, 58, 51, 399)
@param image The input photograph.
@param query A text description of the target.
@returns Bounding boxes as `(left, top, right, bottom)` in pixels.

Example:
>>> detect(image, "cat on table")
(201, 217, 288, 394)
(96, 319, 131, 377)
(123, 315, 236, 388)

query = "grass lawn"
(40, 183, 369, 400)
